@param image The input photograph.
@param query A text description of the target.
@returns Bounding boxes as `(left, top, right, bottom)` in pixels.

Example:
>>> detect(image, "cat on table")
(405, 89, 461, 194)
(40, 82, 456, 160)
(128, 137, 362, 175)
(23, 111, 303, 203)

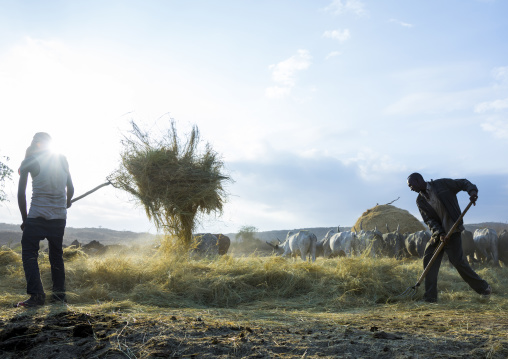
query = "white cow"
(461, 230, 476, 265)
(473, 228, 499, 266)
(267, 230, 317, 262)
(383, 224, 409, 259)
(316, 229, 335, 258)
(404, 230, 431, 258)
(498, 230, 508, 266)
(354, 222, 383, 257)
(329, 230, 357, 257)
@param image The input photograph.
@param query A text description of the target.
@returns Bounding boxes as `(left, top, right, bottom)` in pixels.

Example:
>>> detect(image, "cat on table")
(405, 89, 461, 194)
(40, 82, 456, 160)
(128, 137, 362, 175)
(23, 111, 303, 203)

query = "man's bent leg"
(446, 233, 489, 294)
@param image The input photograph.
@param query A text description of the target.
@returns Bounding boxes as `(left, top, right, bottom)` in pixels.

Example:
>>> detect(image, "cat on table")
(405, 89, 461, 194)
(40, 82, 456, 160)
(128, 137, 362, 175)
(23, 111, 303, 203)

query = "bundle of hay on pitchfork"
(109, 120, 231, 249)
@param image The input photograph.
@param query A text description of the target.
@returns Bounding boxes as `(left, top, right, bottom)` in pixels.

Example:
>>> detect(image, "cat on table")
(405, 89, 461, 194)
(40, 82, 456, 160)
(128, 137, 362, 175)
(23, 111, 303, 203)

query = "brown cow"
(214, 234, 231, 255)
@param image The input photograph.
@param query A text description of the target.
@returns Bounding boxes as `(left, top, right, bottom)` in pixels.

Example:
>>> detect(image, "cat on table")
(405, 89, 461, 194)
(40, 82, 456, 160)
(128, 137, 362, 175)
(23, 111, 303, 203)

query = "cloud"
(475, 66, 508, 111)
(343, 148, 407, 181)
(269, 50, 312, 86)
(324, 0, 366, 16)
(265, 86, 291, 99)
(492, 66, 508, 84)
(474, 98, 508, 113)
(474, 66, 508, 139)
(323, 29, 351, 42)
(325, 51, 341, 60)
(225, 150, 508, 231)
(385, 91, 471, 116)
(265, 49, 312, 99)
(227, 151, 407, 230)
(480, 117, 508, 139)
(389, 19, 414, 28)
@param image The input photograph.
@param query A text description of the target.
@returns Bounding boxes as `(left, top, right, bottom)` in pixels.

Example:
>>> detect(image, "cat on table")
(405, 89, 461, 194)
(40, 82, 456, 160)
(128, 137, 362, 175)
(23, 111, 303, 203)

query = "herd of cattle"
(67, 227, 508, 267)
(264, 225, 508, 266)
(68, 234, 232, 256)
(67, 239, 126, 255)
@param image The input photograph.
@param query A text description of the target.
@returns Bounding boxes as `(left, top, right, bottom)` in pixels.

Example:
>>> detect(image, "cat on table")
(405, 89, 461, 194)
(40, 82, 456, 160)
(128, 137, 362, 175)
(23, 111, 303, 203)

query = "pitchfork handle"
(71, 181, 111, 203)
(413, 200, 474, 288)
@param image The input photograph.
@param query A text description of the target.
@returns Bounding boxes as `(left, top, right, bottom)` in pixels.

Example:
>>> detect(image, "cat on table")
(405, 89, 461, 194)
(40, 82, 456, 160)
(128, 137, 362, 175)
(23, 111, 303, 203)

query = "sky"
(1, 0, 508, 235)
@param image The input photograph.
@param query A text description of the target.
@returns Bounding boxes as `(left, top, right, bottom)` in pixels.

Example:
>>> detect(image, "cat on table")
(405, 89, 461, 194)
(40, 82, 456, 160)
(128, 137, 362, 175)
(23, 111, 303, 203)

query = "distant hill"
(0, 223, 156, 247)
(1, 221, 507, 248)
(464, 222, 508, 234)
(0, 223, 342, 247)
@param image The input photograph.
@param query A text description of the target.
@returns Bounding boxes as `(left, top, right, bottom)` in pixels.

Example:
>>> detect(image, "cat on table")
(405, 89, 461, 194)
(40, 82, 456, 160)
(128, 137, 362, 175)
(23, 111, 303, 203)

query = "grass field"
(1, 243, 507, 358)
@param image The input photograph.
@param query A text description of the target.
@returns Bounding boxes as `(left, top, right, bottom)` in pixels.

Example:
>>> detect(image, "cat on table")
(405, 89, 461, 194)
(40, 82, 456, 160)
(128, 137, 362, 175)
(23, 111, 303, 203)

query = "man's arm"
(445, 178, 478, 201)
(17, 156, 39, 230)
(456, 178, 478, 204)
(17, 170, 29, 231)
(66, 173, 74, 208)
(61, 155, 74, 208)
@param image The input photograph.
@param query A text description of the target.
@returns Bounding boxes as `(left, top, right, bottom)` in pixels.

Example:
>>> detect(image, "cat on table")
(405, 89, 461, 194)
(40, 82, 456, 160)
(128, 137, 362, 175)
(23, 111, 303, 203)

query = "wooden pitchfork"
(397, 200, 474, 299)
(70, 176, 117, 204)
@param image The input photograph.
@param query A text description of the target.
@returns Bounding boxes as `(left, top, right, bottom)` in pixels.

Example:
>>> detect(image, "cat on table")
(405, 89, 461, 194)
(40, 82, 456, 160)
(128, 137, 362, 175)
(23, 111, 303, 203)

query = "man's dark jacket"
(416, 178, 477, 238)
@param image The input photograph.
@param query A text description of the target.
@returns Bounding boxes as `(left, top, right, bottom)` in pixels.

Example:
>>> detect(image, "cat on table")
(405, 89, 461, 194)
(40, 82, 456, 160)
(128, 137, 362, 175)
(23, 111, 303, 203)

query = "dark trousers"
(423, 231, 488, 301)
(21, 218, 66, 295)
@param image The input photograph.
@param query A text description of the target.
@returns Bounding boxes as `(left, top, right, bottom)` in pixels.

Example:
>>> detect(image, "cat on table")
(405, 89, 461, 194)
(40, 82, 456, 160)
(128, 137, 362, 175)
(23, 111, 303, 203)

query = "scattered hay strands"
(1, 244, 507, 314)
(63, 246, 88, 261)
(110, 120, 231, 248)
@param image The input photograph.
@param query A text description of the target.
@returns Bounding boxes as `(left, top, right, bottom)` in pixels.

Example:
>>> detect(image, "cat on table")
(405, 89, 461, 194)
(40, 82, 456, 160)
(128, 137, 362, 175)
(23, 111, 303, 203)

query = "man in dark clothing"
(17, 132, 74, 307)
(407, 172, 491, 302)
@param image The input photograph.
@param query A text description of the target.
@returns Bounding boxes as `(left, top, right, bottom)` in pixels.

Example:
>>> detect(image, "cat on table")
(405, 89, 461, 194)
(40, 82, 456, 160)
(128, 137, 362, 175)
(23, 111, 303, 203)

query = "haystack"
(352, 204, 425, 234)
(110, 120, 231, 248)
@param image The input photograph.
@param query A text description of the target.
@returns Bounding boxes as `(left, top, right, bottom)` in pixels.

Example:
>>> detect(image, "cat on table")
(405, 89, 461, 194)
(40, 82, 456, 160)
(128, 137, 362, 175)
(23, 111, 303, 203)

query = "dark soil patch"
(1, 304, 507, 358)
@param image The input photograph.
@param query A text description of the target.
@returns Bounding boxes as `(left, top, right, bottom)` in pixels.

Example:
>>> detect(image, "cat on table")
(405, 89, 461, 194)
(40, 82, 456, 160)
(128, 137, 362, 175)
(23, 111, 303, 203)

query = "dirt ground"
(1, 302, 507, 359)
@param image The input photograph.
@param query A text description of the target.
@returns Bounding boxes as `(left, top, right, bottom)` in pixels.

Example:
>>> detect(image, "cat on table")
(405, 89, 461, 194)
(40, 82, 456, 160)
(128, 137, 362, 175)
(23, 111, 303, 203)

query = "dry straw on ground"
(2, 245, 507, 358)
(109, 121, 231, 248)
(1, 244, 506, 310)
(353, 204, 425, 234)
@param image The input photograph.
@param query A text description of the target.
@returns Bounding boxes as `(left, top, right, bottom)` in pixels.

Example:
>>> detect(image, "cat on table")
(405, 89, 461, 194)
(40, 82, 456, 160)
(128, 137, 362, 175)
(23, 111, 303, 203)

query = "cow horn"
(386, 223, 390, 232)
(266, 241, 277, 249)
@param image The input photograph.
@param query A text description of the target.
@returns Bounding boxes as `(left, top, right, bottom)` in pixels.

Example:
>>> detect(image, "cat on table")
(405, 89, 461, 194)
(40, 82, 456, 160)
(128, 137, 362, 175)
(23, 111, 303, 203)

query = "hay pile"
(0, 247, 21, 273)
(352, 204, 425, 234)
(63, 246, 88, 261)
(110, 121, 230, 247)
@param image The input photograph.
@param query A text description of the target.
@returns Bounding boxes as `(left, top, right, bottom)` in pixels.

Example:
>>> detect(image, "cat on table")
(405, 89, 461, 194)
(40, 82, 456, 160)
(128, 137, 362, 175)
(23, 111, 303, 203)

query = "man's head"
(407, 172, 426, 193)
(31, 132, 52, 150)
(24, 132, 52, 158)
